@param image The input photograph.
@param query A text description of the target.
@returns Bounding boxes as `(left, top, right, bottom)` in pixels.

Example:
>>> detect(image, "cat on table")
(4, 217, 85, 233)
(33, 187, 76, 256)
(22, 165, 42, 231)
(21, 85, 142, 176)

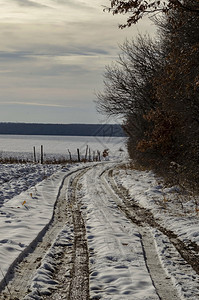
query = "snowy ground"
(111, 165, 199, 299)
(0, 135, 126, 162)
(0, 163, 63, 279)
(0, 160, 198, 299)
(113, 167, 199, 245)
(0, 164, 61, 203)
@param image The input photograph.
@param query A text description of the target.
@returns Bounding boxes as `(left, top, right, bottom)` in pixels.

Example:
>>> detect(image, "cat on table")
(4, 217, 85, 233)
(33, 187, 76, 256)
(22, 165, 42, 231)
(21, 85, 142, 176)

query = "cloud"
(0, 101, 73, 108)
(0, 45, 109, 62)
(0, 51, 32, 61)
(0, 101, 100, 123)
(13, 0, 50, 8)
(54, 0, 95, 10)
(0, 0, 156, 124)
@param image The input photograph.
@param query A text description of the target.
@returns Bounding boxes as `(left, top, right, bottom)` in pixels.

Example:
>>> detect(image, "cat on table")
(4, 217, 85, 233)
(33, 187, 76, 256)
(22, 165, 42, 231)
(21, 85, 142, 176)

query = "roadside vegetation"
(97, 0, 199, 192)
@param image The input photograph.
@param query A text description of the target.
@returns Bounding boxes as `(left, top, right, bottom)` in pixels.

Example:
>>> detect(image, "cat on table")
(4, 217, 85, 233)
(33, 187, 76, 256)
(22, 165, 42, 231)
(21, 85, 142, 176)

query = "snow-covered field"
(0, 135, 126, 161)
(0, 164, 61, 203)
(0, 163, 63, 279)
(0, 158, 198, 299)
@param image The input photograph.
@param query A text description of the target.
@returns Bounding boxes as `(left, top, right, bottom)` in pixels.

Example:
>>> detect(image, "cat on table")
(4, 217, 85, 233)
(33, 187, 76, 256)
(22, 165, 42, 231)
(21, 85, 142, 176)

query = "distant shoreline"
(0, 123, 125, 137)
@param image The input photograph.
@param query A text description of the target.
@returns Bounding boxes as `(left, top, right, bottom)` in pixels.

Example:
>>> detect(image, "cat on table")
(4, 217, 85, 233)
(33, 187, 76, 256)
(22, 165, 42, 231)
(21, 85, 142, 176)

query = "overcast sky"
(0, 0, 156, 124)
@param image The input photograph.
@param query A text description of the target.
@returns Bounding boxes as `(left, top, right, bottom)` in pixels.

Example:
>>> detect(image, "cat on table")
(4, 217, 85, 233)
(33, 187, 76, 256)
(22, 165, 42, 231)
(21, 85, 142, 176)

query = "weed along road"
(0, 162, 198, 299)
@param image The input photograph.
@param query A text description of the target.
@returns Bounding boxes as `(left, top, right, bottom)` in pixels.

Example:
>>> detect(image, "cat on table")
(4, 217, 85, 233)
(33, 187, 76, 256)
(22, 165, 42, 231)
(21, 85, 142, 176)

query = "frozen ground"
(0, 163, 64, 280)
(111, 165, 199, 299)
(113, 167, 199, 246)
(0, 135, 126, 162)
(0, 164, 61, 204)
(0, 160, 198, 299)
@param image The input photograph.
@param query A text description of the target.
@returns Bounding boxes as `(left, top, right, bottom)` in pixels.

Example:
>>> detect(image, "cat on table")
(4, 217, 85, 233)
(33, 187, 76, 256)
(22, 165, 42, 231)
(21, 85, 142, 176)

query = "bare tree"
(105, 0, 199, 28)
(96, 35, 164, 161)
(97, 1, 199, 189)
(96, 35, 162, 117)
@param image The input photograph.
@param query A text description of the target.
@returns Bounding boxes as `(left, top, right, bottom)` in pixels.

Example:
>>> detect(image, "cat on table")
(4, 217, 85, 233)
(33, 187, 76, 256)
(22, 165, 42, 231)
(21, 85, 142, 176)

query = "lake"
(0, 135, 127, 161)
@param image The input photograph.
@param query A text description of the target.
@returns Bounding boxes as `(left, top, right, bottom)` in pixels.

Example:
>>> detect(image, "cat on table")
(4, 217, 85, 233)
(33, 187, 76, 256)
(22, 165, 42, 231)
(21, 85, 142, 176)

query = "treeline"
(0, 123, 125, 137)
(97, 0, 199, 190)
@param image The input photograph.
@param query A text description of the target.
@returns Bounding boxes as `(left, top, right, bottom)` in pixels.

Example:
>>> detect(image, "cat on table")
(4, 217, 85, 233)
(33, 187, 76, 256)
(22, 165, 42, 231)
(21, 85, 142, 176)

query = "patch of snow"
(114, 168, 199, 246)
(0, 163, 84, 285)
(152, 228, 199, 299)
(79, 166, 159, 299)
(24, 224, 74, 299)
(0, 160, 198, 299)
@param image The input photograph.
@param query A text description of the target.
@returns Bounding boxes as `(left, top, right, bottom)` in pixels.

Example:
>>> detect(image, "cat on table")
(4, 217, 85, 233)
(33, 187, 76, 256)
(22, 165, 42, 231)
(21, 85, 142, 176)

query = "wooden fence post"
(85, 145, 88, 161)
(88, 148, 91, 161)
(41, 145, 43, 164)
(97, 150, 101, 161)
(68, 149, 72, 161)
(77, 148, 80, 162)
(33, 146, 36, 163)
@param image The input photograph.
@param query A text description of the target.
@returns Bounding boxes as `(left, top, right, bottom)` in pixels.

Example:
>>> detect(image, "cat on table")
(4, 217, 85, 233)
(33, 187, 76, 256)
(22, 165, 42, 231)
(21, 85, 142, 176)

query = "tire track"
(0, 174, 71, 299)
(1, 162, 196, 300)
(39, 167, 90, 300)
(0, 167, 90, 300)
(66, 169, 90, 300)
(97, 167, 180, 300)
(80, 165, 157, 299)
(79, 164, 181, 299)
(106, 167, 199, 275)
(101, 166, 199, 299)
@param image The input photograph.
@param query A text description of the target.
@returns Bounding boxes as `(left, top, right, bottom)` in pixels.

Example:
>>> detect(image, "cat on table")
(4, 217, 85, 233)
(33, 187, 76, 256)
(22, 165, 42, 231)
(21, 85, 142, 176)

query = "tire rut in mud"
(107, 168, 199, 276)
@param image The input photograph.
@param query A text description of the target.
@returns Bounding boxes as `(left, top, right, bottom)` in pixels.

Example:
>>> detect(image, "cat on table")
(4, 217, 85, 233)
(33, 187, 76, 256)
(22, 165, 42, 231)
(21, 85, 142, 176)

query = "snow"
(0, 163, 61, 203)
(151, 228, 199, 299)
(25, 224, 74, 298)
(113, 167, 199, 246)
(112, 166, 199, 299)
(0, 135, 127, 162)
(79, 168, 159, 299)
(0, 164, 65, 280)
(0, 159, 198, 299)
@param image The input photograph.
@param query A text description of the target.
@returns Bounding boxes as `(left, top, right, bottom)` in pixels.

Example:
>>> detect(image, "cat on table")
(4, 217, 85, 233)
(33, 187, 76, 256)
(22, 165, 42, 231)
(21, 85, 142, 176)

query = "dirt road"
(0, 162, 198, 299)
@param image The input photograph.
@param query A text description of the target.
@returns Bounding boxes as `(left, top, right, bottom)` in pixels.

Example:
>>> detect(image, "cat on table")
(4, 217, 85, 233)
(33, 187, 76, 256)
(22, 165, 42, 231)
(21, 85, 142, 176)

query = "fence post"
(88, 148, 91, 161)
(77, 148, 80, 162)
(41, 145, 43, 164)
(68, 149, 72, 162)
(97, 150, 101, 161)
(85, 145, 88, 161)
(33, 146, 36, 163)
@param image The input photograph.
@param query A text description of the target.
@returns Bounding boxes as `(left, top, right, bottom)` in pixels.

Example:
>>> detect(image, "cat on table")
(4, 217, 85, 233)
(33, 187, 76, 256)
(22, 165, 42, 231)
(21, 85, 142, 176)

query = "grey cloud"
(68, 47, 109, 56)
(54, 0, 95, 10)
(13, 0, 50, 8)
(40, 45, 109, 57)
(0, 50, 102, 80)
(0, 45, 110, 61)
(0, 51, 33, 61)
(0, 57, 94, 78)
(35, 64, 92, 77)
